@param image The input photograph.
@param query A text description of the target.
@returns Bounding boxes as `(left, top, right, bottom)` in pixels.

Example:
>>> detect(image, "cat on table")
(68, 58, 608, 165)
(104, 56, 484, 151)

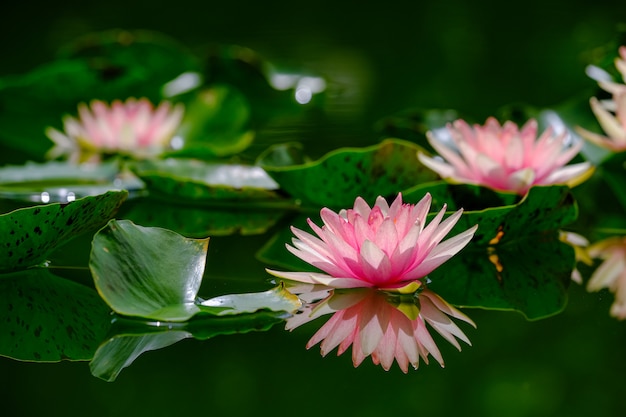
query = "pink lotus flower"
(46, 98, 184, 163)
(267, 193, 477, 290)
(285, 285, 474, 372)
(417, 117, 594, 195)
(586, 236, 626, 320)
(577, 47, 626, 151)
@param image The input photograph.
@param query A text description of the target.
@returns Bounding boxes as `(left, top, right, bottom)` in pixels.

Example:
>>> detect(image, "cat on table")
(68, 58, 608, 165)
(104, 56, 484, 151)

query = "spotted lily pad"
(0, 268, 112, 362)
(0, 190, 128, 271)
(130, 158, 280, 200)
(258, 138, 440, 209)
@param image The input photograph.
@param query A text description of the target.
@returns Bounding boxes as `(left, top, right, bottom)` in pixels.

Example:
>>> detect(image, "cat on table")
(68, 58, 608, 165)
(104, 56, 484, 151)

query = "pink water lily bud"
(418, 117, 594, 195)
(45, 98, 184, 163)
(267, 193, 477, 290)
(285, 286, 475, 372)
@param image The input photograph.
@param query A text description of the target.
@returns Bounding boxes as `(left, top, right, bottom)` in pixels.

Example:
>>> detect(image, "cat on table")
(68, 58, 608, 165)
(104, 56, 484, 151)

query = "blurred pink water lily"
(418, 117, 594, 195)
(587, 236, 626, 320)
(577, 47, 626, 151)
(46, 98, 184, 163)
(267, 193, 477, 290)
(285, 285, 474, 372)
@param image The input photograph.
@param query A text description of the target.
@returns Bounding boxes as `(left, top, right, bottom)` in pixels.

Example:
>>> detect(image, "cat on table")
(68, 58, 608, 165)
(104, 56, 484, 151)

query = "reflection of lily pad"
(90, 219, 209, 322)
(258, 138, 440, 209)
(120, 197, 287, 237)
(0, 190, 128, 271)
(90, 310, 287, 382)
(131, 158, 280, 200)
(0, 160, 144, 202)
(0, 269, 111, 362)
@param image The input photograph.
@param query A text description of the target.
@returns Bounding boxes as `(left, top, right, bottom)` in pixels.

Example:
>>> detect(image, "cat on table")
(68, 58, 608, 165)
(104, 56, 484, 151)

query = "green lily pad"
(170, 84, 255, 158)
(90, 310, 287, 382)
(131, 158, 280, 201)
(258, 138, 440, 209)
(90, 219, 209, 322)
(198, 283, 302, 316)
(428, 236, 574, 320)
(0, 160, 144, 202)
(120, 197, 288, 237)
(0, 268, 112, 362)
(0, 190, 128, 271)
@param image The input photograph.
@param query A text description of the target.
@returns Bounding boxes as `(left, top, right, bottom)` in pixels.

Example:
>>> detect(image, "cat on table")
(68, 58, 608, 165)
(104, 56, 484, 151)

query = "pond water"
(2, 2, 626, 416)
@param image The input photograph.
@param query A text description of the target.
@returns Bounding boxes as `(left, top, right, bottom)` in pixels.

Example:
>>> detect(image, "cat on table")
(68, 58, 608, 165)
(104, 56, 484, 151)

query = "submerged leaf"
(120, 197, 287, 237)
(90, 219, 209, 321)
(0, 269, 111, 362)
(0, 190, 128, 271)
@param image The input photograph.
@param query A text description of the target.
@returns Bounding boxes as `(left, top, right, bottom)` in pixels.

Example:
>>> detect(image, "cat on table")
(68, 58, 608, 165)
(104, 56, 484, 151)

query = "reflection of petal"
(285, 285, 474, 372)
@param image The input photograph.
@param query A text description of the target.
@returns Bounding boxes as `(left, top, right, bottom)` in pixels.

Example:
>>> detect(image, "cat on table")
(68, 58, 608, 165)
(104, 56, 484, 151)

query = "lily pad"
(198, 283, 302, 316)
(428, 236, 574, 320)
(90, 219, 209, 322)
(0, 160, 144, 202)
(258, 138, 441, 209)
(0, 268, 112, 362)
(131, 158, 280, 200)
(0, 190, 128, 271)
(170, 84, 255, 158)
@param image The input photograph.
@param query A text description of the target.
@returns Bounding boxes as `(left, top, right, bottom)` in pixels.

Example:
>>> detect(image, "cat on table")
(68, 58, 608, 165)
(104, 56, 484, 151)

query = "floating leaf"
(171, 84, 255, 158)
(0, 190, 128, 271)
(258, 138, 440, 209)
(429, 236, 574, 320)
(131, 158, 280, 200)
(0, 269, 111, 362)
(199, 282, 302, 315)
(0, 160, 143, 203)
(90, 219, 209, 322)
(120, 197, 287, 237)
(90, 310, 287, 382)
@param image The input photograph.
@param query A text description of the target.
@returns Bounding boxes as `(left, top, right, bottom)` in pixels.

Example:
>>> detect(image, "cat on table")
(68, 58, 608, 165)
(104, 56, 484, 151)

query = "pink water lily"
(285, 285, 474, 372)
(418, 117, 594, 195)
(46, 98, 184, 163)
(587, 236, 626, 320)
(267, 193, 477, 290)
(577, 47, 626, 151)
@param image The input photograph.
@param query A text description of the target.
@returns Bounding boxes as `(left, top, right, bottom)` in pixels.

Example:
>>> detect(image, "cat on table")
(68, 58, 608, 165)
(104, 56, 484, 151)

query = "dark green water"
(1, 1, 626, 416)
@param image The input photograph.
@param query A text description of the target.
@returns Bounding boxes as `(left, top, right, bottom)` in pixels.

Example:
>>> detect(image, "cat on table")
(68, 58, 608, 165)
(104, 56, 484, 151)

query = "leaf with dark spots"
(258, 138, 440, 210)
(0, 268, 112, 362)
(0, 190, 128, 272)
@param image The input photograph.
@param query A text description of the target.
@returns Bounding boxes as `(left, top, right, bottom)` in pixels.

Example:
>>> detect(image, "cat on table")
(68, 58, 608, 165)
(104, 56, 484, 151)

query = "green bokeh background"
(1, 1, 625, 416)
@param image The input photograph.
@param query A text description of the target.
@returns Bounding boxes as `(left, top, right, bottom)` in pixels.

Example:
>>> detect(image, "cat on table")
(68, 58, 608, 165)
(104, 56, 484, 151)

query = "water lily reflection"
(285, 283, 475, 372)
